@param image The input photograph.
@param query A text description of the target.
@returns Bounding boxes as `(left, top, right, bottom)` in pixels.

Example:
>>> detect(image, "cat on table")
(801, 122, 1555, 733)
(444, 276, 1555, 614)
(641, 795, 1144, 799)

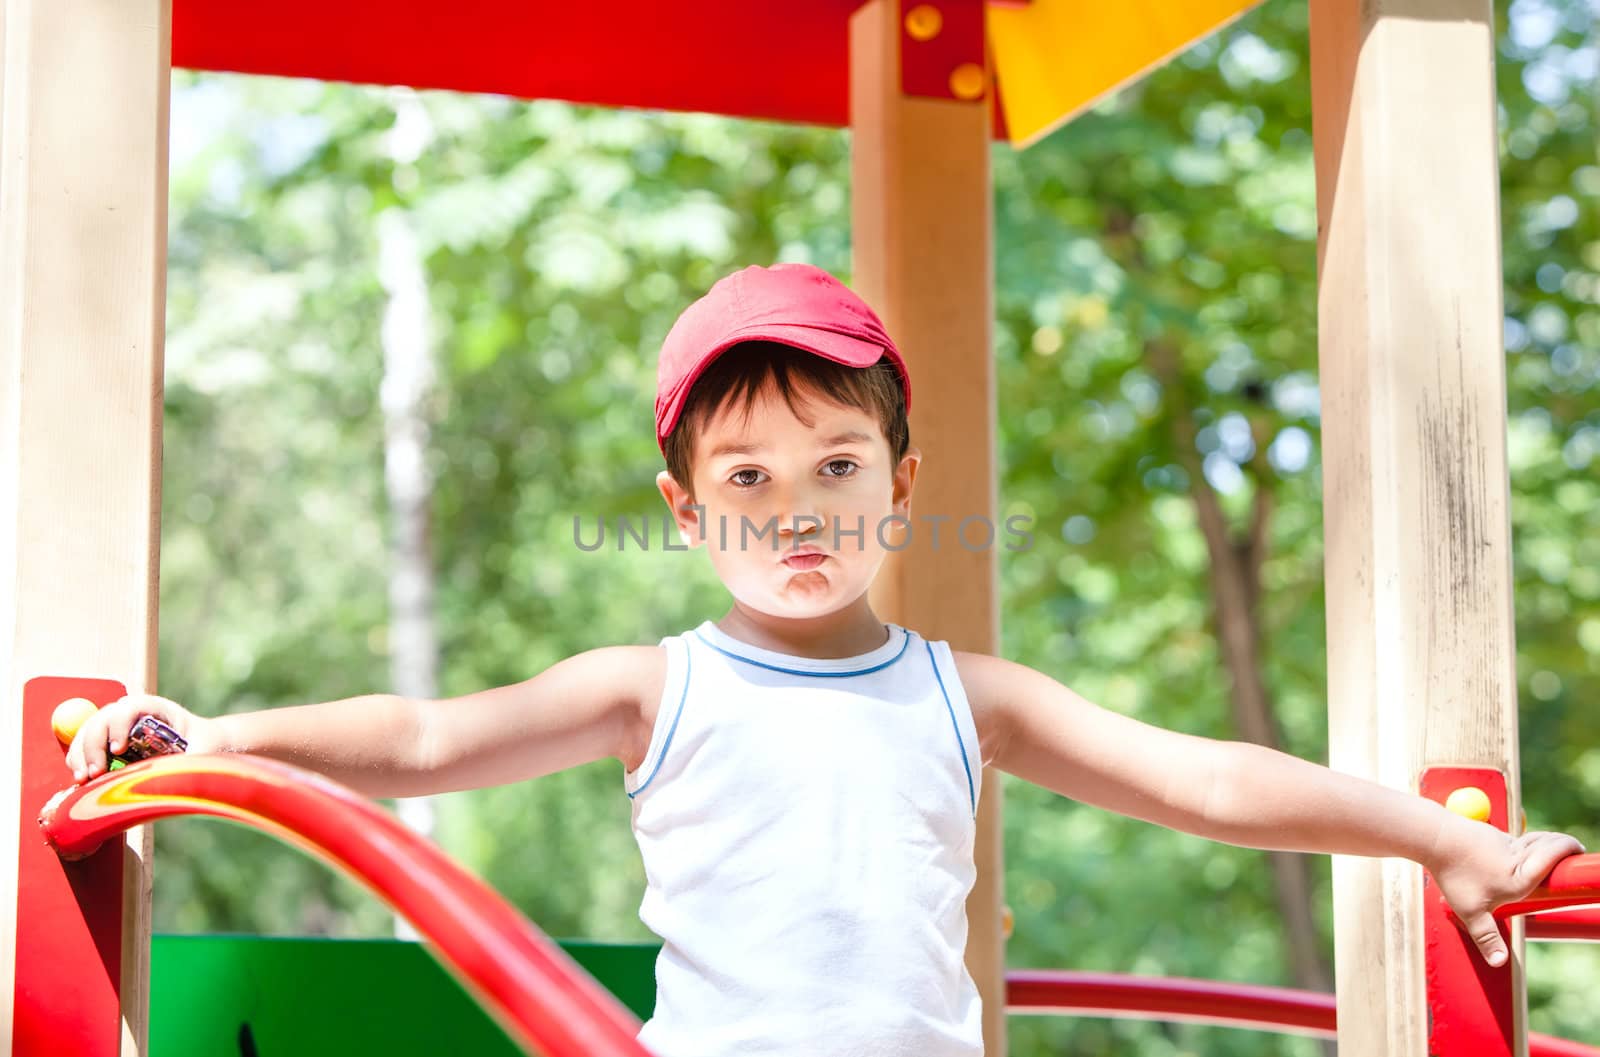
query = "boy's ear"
(892, 446, 921, 518)
(656, 470, 703, 548)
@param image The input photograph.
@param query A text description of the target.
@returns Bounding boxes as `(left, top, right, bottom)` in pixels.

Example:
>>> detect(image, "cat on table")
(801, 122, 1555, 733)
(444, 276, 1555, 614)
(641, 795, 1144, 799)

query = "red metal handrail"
(1528, 908, 1600, 942)
(1005, 970, 1600, 1056)
(37, 753, 650, 1057)
(1007, 970, 1333, 1036)
(1499, 853, 1600, 922)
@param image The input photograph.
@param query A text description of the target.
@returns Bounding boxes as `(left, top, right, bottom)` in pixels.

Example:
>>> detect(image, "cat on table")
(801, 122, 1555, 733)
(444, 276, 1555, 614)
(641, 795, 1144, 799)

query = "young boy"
(67, 263, 1583, 1057)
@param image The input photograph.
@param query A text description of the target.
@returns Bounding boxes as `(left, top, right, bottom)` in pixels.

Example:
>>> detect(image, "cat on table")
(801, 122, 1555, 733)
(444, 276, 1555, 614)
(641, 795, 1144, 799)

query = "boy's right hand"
(63, 695, 218, 784)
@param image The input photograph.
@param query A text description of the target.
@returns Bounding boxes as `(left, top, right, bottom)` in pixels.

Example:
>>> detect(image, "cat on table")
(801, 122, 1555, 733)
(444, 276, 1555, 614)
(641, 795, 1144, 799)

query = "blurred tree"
(377, 88, 444, 940)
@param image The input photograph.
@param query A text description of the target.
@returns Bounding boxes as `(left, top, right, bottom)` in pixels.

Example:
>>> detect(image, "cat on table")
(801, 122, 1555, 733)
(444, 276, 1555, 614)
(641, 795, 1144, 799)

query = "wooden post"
(0, 0, 171, 1053)
(849, 3, 1005, 1054)
(1309, 2, 1523, 1054)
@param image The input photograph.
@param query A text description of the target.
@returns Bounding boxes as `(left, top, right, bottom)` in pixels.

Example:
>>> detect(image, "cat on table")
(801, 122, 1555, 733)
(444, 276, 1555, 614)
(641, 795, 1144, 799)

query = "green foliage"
(156, 1, 1600, 1051)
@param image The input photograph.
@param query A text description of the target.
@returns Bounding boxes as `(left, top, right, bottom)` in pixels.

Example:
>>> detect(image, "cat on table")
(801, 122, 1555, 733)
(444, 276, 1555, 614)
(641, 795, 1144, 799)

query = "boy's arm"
(413, 644, 660, 794)
(956, 650, 1583, 966)
(66, 645, 659, 801)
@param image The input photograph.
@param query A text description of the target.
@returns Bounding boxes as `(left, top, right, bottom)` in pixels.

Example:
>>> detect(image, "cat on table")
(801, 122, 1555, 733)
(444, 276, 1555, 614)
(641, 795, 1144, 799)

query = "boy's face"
(656, 378, 919, 621)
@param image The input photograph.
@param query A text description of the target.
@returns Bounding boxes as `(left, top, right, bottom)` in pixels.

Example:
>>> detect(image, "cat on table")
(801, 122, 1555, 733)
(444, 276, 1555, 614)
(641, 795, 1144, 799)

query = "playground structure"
(2, 1, 1597, 1055)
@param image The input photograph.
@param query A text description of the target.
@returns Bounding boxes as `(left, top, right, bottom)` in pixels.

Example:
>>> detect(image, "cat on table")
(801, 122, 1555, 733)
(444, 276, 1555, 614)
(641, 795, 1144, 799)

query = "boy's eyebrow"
(707, 430, 876, 459)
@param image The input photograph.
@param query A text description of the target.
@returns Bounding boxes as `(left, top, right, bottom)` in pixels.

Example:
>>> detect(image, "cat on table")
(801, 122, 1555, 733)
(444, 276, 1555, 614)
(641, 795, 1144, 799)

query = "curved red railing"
(1005, 971, 1600, 1056)
(37, 753, 651, 1057)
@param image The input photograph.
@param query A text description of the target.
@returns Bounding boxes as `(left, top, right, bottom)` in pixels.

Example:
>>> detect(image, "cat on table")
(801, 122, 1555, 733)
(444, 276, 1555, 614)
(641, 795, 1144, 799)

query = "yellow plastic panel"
(989, 0, 1264, 146)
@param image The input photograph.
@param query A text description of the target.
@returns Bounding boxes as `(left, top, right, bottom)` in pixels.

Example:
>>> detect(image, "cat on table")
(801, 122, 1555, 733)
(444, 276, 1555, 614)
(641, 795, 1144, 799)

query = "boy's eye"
(729, 462, 856, 488)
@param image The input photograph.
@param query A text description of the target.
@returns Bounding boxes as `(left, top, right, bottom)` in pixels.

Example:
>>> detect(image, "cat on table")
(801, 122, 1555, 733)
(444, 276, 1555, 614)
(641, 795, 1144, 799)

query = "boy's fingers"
(86, 712, 112, 773)
(63, 727, 85, 778)
(67, 703, 126, 779)
(59, 695, 188, 784)
(105, 707, 138, 754)
(1515, 832, 1587, 887)
(104, 696, 160, 749)
(69, 711, 104, 772)
(1465, 912, 1509, 967)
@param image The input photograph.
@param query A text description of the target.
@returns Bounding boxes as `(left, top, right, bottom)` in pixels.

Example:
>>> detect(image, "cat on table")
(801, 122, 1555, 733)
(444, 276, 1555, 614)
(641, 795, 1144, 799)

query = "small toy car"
(110, 715, 188, 766)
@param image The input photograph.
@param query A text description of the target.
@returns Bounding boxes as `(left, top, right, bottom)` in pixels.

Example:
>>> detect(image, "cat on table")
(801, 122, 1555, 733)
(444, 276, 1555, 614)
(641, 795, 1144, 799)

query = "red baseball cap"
(654, 263, 912, 453)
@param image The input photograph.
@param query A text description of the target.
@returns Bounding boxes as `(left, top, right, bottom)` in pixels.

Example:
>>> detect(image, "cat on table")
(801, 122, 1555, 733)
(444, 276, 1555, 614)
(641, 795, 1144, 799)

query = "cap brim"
(655, 323, 891, 447)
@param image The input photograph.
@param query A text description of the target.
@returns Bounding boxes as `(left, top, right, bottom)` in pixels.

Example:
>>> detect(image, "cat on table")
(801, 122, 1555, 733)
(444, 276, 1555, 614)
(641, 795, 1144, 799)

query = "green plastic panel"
(150, 934, 660, 1057)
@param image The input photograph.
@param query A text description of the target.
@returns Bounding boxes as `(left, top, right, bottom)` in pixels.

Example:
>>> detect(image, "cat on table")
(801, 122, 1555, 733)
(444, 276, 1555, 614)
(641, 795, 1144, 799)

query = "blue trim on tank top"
(689, 627, 910, 677)
(926, 640, 977, 818)
(627, 642, 693, 800)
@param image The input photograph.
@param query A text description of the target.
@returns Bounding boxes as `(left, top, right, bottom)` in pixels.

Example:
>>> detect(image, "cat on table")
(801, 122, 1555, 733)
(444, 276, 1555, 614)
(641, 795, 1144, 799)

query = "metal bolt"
(949, 62, 986, 101)
(905, 4, 943, 41)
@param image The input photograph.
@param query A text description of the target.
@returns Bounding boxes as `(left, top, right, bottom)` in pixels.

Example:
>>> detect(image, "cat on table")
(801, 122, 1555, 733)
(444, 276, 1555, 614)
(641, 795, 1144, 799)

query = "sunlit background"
(154, 1, 1600, 1053)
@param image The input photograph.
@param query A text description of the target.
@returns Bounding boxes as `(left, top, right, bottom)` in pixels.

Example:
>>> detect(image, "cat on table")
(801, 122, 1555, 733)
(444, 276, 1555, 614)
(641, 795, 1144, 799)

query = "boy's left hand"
(1428, 819, 1585, 967)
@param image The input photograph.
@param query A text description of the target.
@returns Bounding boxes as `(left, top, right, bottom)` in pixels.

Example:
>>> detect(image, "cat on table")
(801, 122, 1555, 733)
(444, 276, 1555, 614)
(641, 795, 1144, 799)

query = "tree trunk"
(1189, 464, 1333, 996)
(378, 90, 441, 941)
(1151, 343, 1336, 1024)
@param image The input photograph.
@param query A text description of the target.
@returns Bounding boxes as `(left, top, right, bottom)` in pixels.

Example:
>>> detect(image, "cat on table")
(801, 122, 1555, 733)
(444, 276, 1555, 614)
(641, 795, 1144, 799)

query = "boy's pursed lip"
(780, 545, 829, 568)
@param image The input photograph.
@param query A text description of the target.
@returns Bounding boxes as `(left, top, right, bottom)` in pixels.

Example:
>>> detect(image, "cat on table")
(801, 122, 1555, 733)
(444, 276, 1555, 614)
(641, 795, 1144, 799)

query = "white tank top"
(624, 619, 984, 1057)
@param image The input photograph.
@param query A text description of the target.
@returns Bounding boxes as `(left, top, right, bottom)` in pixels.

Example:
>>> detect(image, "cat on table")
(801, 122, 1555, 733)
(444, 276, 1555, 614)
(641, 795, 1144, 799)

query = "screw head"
(949, 62, 987, 101)
(905, 4, 943, 41)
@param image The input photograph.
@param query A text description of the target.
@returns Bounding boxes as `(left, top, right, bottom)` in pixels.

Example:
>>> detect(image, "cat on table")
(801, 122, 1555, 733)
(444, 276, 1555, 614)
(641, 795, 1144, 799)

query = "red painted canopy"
(173, 1, 877, 128)
(169, 0, 1263, 146)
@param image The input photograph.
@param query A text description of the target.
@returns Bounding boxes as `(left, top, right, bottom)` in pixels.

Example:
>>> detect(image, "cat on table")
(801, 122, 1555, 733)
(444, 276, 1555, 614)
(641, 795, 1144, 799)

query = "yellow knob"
(1445, 786, 1493, 823)
(1001, 904, 1015, 940)
(51, 697, 99, 748)
(905, 5, 943, 41)
(949, 63, 986, 101)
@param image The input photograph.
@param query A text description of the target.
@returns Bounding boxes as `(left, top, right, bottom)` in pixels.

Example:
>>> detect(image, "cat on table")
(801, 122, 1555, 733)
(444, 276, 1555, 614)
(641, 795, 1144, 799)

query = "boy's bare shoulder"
(556, 644, 664, 705)
(593, 644, 668, 774)
(950, 649, 1028, 769)
(532, 644, 665, 771)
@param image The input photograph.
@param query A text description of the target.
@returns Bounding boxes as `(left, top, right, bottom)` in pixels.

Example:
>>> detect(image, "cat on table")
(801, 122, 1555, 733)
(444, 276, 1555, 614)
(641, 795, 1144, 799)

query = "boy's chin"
(735, 584, 860, 620)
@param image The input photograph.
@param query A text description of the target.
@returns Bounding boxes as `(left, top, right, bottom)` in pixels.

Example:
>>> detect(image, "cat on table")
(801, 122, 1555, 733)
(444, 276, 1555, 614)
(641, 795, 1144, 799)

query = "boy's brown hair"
(661, 341, 910, 494)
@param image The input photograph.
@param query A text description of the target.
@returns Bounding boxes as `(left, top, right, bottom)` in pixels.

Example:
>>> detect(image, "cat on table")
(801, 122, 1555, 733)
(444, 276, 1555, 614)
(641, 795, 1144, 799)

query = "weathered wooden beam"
(1, 0, 171, 1053)
(1309, 1, 1523, 1053)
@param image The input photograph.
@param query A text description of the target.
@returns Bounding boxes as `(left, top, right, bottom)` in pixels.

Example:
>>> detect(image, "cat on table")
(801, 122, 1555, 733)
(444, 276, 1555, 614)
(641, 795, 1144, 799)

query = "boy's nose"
(778, 516, 825, 543)
(773, 486, 826, 540)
